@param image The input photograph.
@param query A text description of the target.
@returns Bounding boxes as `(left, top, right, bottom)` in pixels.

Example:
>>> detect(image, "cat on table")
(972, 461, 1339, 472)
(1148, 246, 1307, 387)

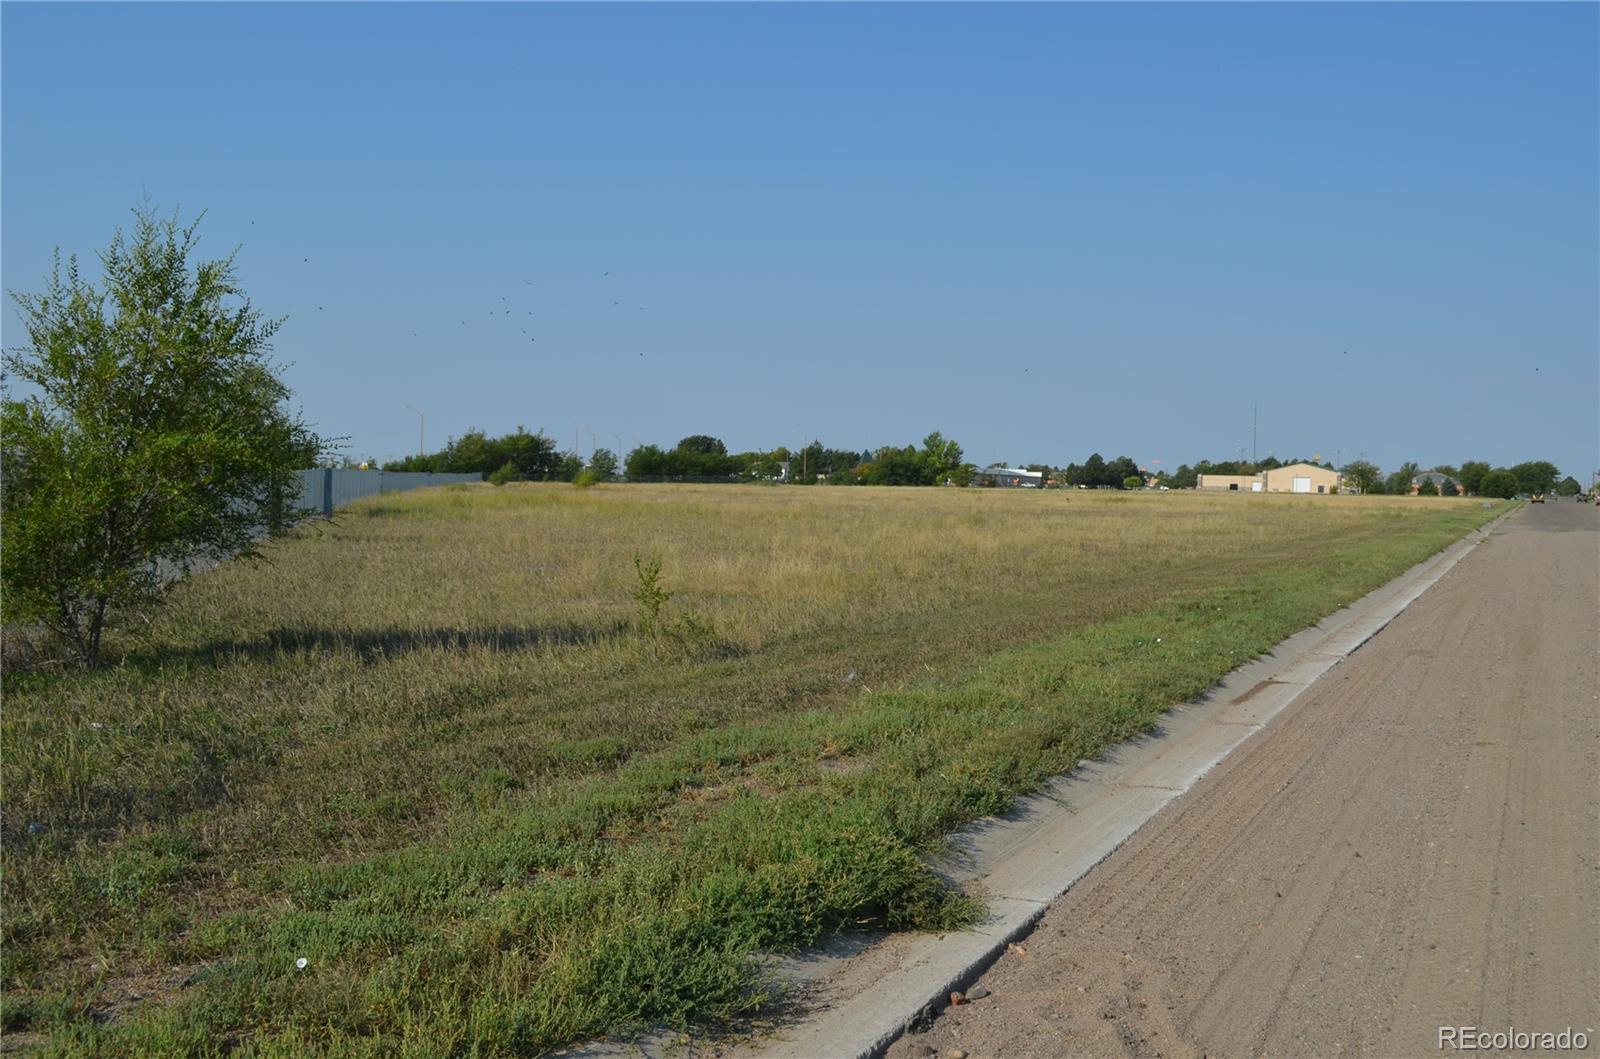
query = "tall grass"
(1, 485, 1505, 1054)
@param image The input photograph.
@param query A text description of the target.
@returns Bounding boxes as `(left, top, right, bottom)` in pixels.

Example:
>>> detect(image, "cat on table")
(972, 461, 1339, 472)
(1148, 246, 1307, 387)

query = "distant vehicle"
(1530, 493, 1545, 503)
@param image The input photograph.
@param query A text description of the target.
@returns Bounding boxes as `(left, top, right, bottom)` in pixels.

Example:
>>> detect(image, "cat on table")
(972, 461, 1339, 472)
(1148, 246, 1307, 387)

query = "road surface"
(894, 502, 1599, 1058)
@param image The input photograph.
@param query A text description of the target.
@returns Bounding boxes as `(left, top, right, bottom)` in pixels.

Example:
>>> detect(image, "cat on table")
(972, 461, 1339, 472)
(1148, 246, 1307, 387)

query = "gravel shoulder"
(894, 502, 1600, 1059)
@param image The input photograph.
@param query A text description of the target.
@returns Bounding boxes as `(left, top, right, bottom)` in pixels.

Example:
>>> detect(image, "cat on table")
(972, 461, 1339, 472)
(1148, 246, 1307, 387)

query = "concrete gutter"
(750, 511, 1512, 1059)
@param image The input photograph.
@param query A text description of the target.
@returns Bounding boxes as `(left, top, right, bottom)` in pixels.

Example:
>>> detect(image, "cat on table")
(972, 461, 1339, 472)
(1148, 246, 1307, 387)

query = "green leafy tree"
(1123, 475, 1145, 490)
(860, 444, 926, 485)
(1385, 461, 1422, 496)
(788, 441, 860, 484)
(587, 448, 619, 480)
(384, 425, 560, 479)
(1340, 460, 1381, 495)
(554, 451, 585, 482)
(1456, 460, 1491, 496)
(1478, 469, 1519, 499)
(736, 447, 787, 480)
(498, 427, 561, 479)
(919, 432, 964, 483)
(663, 436, 736, 478)
(1167, 464, 1198, 489)
(2, 205, 325, 665)
(675, 435, 727, 457)
(1556, 476, 1581, 496)
(1415, 479, 1440, 496)
(1106, 456, 1141, 487)
(625, 444, 668, 478)
(1509, 460, 1560, 496)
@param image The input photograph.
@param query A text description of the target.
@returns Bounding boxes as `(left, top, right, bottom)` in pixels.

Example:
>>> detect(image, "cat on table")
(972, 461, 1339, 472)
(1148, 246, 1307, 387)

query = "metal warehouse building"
(1198, 463, 1342, 494)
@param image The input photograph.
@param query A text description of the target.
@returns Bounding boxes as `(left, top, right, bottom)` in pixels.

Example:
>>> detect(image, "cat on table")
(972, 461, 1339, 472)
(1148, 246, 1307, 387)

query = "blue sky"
(4, 3, 1596, 477)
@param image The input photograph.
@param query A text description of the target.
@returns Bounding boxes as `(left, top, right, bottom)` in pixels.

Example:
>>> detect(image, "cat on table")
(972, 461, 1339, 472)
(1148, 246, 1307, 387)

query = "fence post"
(322, 468, 334, 518)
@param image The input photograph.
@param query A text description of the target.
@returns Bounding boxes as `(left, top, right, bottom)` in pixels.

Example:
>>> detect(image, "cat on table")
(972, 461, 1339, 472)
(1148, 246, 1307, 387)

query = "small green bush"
(631, 554, 672, 638)
(573, 469, 602, 489)
(488, 460, 522, 487)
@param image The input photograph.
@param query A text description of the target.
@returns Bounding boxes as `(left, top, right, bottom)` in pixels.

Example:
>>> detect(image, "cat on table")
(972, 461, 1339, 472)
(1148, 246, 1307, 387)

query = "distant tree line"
(1332, 458, 1561, 498)
(635, 431, 969, 486)
(383, 426, 614, 486)
(625, 435, 741, 479)
(1056, 453, 1143, 488)
(380, 427, 1573, 499)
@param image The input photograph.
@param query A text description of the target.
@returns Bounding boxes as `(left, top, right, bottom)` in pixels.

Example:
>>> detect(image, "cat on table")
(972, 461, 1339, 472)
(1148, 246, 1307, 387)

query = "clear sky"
(4, 2, 1596, 478)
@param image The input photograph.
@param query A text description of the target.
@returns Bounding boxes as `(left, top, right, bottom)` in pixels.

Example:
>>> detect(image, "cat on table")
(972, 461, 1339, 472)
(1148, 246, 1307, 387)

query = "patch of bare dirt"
(904, 504, 1600, 1057)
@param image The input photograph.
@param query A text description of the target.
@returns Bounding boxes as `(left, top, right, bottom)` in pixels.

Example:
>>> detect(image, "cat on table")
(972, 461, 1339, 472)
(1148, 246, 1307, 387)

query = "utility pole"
(1252, 404, 1258, 464)
(404, 405, 425, 457)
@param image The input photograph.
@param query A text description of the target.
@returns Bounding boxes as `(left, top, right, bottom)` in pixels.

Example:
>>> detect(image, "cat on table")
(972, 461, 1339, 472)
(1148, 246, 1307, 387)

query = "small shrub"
(631, 554, 672, 639)
(573, 469, 602, 489)
(488, 460, 522, 487)
(1122, 476, 1144, 490)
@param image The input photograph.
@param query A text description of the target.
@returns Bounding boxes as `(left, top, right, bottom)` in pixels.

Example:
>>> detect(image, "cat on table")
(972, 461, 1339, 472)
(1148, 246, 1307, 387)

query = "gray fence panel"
(296, 469, 481, 518)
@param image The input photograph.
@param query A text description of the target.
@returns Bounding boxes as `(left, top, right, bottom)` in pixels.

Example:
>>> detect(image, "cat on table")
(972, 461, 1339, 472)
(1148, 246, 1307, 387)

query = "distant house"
(1197, 463, 1342, 494)
(1411, 471, 1464, 496)
(973, 466, 1045, 488)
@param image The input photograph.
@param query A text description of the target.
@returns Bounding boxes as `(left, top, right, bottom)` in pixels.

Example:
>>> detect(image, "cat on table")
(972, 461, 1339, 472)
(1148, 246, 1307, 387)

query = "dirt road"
(895, 503, 1599, 1058)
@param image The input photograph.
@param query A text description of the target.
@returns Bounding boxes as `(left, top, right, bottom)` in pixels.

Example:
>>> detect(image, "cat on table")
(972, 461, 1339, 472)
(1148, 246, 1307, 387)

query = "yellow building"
(1196, 473, 1262, 492)
(1262, 463, 1341, 494)
(1197, 463, 1342, 494)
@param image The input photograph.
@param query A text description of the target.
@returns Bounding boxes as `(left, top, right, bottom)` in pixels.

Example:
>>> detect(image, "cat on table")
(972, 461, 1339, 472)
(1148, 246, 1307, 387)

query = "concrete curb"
(754, 511, 1513, 1059)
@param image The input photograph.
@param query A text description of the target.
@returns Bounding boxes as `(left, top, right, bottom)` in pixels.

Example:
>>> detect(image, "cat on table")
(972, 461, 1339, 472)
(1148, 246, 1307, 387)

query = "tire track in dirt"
(893, 504, 1599, 1058)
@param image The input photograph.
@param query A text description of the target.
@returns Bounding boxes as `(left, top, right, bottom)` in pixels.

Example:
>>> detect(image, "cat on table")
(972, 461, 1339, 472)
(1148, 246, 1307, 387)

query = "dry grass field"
(1, 484, 1507, 1055)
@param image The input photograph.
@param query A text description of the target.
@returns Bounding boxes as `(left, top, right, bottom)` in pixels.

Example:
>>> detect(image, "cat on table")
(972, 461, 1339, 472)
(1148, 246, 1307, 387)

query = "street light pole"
(404, 405, 425, 457)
